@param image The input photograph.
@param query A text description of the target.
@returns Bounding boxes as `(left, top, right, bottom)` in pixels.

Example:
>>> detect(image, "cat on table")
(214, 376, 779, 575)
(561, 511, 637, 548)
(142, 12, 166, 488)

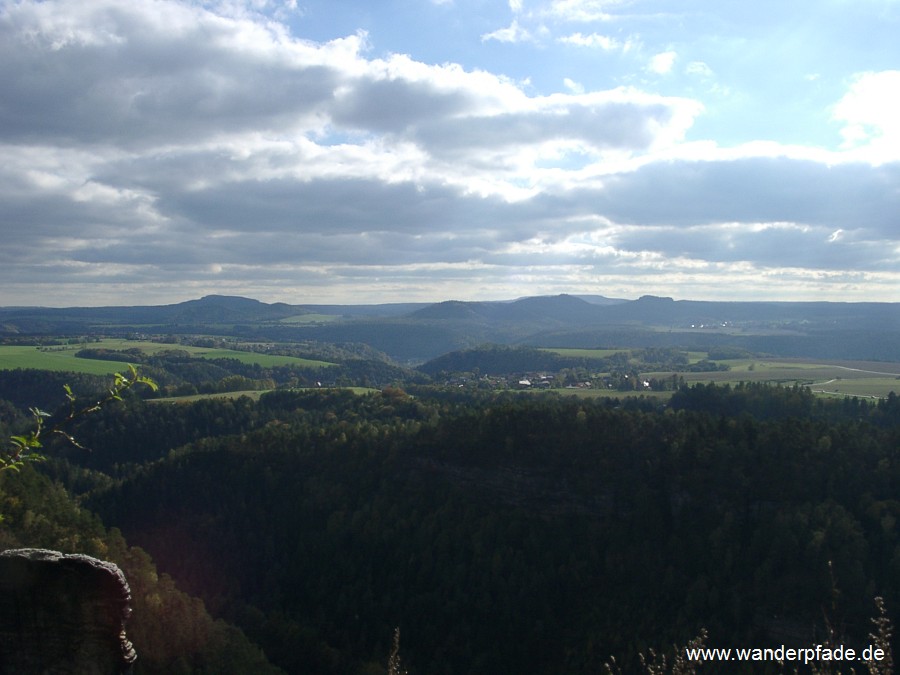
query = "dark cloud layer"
(1, 0, 898, 304)
(419, 100, 678, 155)
(593, 158, 900, 234)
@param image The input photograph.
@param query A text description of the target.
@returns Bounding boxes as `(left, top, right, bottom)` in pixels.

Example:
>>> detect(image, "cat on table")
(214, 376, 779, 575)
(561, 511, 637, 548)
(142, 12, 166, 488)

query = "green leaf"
(4, 367, 157, 497)
(139, 376, 159, 391)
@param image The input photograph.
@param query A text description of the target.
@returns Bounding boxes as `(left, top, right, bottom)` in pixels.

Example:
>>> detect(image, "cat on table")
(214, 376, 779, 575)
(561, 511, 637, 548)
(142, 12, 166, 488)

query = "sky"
(2, 0, 900, 307)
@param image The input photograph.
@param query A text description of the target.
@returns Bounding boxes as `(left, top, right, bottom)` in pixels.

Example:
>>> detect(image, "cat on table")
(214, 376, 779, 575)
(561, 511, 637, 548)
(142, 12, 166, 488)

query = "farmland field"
(149, 386, 378, 404)
(277, 313, 342, 325)
(651, 359, 900, 399)
(0, 345, 129, 374)
(149, 389, 271, 403)
(541, 348, 900, 399)
(0, 339, 335, 373)
(91, 339, 335, 367)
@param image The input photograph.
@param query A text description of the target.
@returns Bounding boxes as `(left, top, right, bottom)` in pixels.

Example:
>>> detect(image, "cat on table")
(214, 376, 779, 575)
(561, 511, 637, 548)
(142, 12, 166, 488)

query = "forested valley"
(0, 352, 900, 675)
(2, 365, 900, 673)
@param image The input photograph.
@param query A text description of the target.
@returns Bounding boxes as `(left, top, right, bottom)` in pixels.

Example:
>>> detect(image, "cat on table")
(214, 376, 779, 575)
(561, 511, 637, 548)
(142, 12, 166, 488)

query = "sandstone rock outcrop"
(0, 548, 136, 674)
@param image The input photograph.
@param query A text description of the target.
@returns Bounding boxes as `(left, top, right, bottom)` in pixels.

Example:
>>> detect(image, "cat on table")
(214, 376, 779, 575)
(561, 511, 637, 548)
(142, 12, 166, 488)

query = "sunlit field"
(0, 339, 335, 374)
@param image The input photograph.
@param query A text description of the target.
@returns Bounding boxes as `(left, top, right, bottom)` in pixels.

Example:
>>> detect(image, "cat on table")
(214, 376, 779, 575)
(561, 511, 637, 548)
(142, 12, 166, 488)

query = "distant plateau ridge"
(1, 294, 898, 363)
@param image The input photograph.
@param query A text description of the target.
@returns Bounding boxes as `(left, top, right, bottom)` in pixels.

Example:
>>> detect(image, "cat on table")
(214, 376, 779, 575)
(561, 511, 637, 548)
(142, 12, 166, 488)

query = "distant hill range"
(1, 293, 899, 363)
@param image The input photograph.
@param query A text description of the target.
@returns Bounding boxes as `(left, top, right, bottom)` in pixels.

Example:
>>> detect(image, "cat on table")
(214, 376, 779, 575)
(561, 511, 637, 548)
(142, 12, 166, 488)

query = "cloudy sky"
(2, 0, 899, 306)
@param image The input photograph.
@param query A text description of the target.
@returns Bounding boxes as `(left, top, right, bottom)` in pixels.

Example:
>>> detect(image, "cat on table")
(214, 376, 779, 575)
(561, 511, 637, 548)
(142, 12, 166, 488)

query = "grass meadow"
(543, 348, 900, 400)
(0, 345, 127, 374)
(0, 339, 335, 374)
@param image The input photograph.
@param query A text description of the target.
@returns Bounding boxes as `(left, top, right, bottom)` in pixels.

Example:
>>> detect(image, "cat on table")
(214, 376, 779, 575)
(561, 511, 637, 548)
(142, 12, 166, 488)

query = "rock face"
(0, 548, 137, 674)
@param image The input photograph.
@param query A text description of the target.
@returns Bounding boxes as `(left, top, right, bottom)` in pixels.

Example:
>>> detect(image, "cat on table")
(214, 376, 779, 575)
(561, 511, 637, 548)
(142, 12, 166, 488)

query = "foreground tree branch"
(2, 364, 157, 475)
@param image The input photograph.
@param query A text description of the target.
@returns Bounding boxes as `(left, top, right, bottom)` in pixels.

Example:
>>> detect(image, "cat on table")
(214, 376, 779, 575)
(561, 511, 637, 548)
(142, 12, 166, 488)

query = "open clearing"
(651, 359, 900, 399)
(149, 386, 378, 404)
(0, 339, 335, 374)
(544, 348, 900, 399)
(277, 313, 343, 325)
(150, 390, 270, 403)
(0, 345, 128, 374)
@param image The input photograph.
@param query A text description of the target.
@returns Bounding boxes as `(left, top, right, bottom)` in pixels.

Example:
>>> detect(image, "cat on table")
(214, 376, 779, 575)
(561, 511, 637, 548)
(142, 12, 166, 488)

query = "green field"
(149, 390, 270, 403)
(277, 313, 342, 325)
(540, 388, 672, 401)
(542, 349, 900, 399)
(0, 339, 335, 374)
(4, 340, 899, 400)
(651, 359, 900, 399)
(0, 345, 129, 374)
(149, 386, 379, 404)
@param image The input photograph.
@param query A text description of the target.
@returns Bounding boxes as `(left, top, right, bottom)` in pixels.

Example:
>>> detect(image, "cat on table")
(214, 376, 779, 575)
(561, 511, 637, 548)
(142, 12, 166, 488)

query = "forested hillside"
(0, 463, 283, 674)
(3, 354, 900, 673)
(61, 384, 900, 674)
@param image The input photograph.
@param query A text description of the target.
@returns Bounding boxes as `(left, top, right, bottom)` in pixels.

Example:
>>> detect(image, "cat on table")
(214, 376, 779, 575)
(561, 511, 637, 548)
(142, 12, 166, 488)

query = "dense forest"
(0, 447, 283, 673)
(3, 363, 900, 673)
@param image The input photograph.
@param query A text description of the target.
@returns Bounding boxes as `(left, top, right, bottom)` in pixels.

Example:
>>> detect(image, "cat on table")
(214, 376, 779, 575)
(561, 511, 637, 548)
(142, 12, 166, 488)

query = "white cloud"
(685, 61, 713, 78)
(833, 70, 900, 160)
(648, 50, 677, 75)
(481, 19, 533, 43)
(1, 0, 899, 305)
(563, 78, 585, 94)
(558, 31, 621, 50)
(547, 0, 624, 22)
